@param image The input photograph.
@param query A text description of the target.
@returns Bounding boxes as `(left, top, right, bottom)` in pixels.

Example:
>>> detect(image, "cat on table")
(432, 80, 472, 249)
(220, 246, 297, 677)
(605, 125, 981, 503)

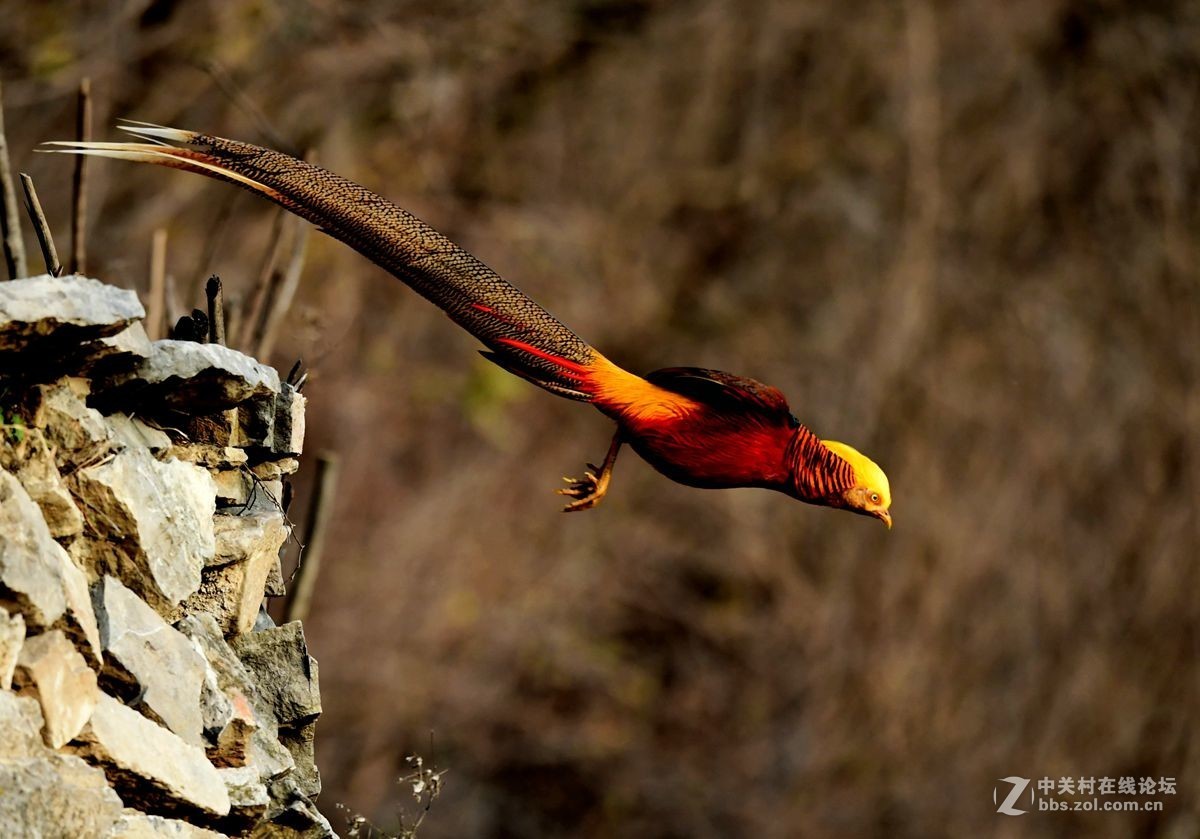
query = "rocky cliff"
(0, 274, 332, 837)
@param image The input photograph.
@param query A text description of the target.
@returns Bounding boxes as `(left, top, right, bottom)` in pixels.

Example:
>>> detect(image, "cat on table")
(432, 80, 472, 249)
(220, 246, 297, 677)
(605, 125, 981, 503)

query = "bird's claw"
(557, 435, 622, 513)
(557, 469, 608, 512)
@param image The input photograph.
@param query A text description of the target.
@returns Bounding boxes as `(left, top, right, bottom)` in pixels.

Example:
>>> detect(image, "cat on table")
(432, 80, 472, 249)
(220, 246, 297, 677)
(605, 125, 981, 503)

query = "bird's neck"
(786, 425, 855, 502)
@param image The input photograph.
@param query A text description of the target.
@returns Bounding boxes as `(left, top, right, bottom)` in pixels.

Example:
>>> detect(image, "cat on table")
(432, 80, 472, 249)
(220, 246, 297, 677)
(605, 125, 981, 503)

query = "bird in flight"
(46, 123, 892, 527)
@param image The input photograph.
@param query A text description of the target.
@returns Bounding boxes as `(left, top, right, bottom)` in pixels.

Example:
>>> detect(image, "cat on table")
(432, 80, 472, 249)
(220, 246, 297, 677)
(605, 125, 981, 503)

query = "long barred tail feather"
(43, 124, 598, 401)
(478, 351, 590, 400)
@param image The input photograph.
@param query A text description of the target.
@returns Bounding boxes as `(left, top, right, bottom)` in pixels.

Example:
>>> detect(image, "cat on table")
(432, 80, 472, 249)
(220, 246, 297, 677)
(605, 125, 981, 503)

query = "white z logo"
(994, 776, 1031, 816)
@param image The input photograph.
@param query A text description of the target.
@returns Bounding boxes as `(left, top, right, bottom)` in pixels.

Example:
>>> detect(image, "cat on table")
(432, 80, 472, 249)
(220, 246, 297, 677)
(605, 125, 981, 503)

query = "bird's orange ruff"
(584, 355, 701, 424)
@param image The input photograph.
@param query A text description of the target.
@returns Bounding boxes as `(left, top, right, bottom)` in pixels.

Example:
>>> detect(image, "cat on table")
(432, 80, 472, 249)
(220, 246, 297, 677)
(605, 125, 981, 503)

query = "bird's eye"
(869, 493, 880, 504)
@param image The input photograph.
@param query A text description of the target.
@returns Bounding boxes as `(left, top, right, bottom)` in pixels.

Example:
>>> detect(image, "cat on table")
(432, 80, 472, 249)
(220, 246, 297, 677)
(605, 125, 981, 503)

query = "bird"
(44, 123, 892, 527)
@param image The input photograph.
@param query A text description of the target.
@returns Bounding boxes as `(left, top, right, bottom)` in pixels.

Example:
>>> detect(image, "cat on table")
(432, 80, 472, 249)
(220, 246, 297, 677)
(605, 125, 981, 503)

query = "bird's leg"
(558, 431, 623, 512)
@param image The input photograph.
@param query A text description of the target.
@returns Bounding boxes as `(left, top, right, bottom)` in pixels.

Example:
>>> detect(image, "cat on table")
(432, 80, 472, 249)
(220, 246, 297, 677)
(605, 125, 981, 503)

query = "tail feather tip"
(116, 122, 196, 145)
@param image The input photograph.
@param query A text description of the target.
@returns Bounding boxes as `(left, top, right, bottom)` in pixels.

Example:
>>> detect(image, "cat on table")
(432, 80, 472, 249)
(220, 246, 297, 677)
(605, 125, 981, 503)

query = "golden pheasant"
(46, 124, 892, 526)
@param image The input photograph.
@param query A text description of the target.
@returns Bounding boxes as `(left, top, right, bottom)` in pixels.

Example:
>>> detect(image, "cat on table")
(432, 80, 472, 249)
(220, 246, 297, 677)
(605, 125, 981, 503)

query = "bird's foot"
(558, 462, 610, 512)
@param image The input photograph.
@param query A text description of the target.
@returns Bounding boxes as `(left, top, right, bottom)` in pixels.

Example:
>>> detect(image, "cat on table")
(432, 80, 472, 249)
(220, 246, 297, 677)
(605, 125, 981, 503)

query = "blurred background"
(3, 1, 1199, 836)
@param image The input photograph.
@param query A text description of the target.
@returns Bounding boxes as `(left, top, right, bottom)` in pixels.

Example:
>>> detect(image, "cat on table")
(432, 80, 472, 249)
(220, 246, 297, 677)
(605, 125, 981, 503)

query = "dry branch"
(206, 274, 225, 345)
(238, 207, 286, 349)
(0, 80, 27, 279)
(69, 77, 91, 275)
(164, 268, 182, 333)
(19, 173, 60, 276)
(285, 452, 340, 624)
(146, 228, 168, 340)
(224, 292, 243, 350)
(257, 213, 311, 359)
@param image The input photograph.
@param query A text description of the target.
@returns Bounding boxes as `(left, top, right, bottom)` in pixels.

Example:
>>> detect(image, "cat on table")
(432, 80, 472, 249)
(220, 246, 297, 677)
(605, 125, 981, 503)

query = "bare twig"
(285, 358, 304, 386)
(19, 174, 60, 276)
(206, 274, 225, 345)
(258, 212, 311, 359)
(248, 267, 284, 354)
(224, 292, 243, 351)
(285, 452, 340, 623)
(192, 187, 238, 304)
(0, 81, 27, 279)
(200, 59, 290, 151)
(238, 207, 287, 349)
(336, 746, 447, 839)
(69, 77, 91, 275)
(164, 268, 182, 333)
(146, 228, 168, 340)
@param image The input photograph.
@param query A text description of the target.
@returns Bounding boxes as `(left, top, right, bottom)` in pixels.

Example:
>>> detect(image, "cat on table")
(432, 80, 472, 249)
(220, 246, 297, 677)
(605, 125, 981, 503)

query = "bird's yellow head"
(822, 440, 892, 529)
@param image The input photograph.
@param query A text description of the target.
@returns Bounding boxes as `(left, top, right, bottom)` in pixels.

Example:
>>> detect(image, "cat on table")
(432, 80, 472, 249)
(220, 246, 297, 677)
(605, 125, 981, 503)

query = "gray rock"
(218, 765, 270, 827)
(101, 340, 280, 414)
(212, 471, 284, 514)
(279, 721, 321, 798)
(0, 690, 47, 758)
(231, 385, 305, 457)
(95, 319, 153, 355)
(0, 472, 102, 662)
(231, 621, 321, 729)
(219, 618, 325, 803)
(213, 511, 286, 573)
(251, 458, 300, 480)
(80, 320, 153, 378)
(0, 609, 24, 689)
(166, 441, 248, 469)
(272, 384, 306, 456)
(212, 468, 253, 507)
(248, 479, 285, 514)
(253, 605, 277, 632)
(255, 786, 337, 839)
(31, 379, 116, 470)
(58, 542, 104, 665)
(8, 436, 84, 537)
(185, 620, 297, 783)
(191, 648, 259, 770)
(179, 410, 240, 449)
(175, 614, 255, 699)
(0, 753, 124, 838)
(210, 690, 257, 769)
(106, 413, 173, 455)
(71, 448, 216, 612)
(237, 396, 276, 450)
(93, 577, 207, 746)
(197, 660, 234, 747)
(264, 554, 286, 598)
(0, 471, 66, 628)
(176, 615, 262, 770)
(179, 510, 288, 636)
(107, 811, 226, 838)
(248, 719, 296, 786)
(71, 693, 231, 818)
(0, 273, 143, 354)
(13, 629, 100, 748)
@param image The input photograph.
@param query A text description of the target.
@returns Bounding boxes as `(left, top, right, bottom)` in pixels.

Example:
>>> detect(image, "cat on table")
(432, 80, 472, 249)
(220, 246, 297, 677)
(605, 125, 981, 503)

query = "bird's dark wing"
(645, 367, 794, 420)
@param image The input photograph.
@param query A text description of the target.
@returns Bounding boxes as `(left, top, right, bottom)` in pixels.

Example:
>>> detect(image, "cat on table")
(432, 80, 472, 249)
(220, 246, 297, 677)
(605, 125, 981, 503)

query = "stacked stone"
(0, 275, 332, 838)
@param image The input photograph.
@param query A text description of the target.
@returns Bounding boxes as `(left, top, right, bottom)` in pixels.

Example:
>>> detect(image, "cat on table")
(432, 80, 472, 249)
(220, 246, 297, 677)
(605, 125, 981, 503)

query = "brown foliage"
(3, 1, 1199, 836)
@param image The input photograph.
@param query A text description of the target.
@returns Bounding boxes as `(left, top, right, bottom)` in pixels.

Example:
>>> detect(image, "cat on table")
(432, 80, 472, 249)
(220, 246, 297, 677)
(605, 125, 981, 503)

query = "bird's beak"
(875, 509, 893, 530)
